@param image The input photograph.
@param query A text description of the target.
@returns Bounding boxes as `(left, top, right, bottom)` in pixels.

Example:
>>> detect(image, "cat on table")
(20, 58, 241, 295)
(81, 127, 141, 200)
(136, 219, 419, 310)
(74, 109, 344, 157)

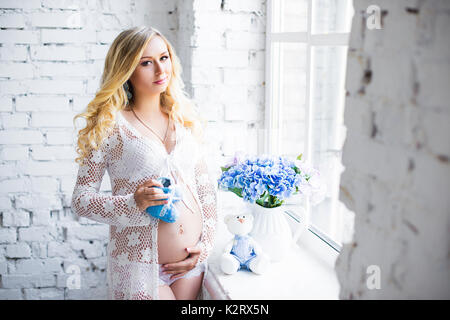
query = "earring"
(123, 81, 132, 100)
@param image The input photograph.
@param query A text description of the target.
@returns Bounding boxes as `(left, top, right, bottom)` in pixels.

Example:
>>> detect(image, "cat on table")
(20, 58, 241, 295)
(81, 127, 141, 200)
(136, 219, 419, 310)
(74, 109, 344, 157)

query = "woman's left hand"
(161, 246, 202, 280)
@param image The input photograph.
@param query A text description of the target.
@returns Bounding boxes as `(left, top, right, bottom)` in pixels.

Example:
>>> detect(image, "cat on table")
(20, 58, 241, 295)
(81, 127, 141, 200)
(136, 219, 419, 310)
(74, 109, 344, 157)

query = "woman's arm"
(193, 153, 218, 266)
(71, 134, 151, 227)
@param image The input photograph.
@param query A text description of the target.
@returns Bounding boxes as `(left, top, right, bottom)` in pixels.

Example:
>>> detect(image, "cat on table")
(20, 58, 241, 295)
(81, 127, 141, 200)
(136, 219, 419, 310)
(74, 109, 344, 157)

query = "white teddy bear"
(220, 213, 270, 275)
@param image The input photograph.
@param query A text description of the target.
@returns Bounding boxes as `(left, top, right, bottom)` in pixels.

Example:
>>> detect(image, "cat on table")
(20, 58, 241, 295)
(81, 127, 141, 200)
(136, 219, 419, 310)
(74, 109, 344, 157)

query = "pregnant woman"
(71, 26, 218, 300)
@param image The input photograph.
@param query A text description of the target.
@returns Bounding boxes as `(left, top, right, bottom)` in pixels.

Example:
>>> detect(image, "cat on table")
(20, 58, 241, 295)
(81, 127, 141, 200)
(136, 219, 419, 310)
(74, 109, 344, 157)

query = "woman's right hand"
(134, 179, 169, 211)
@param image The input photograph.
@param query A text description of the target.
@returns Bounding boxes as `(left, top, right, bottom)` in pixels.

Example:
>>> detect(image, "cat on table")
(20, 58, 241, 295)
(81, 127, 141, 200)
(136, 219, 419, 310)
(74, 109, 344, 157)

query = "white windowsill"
(203, 192, 341, 300)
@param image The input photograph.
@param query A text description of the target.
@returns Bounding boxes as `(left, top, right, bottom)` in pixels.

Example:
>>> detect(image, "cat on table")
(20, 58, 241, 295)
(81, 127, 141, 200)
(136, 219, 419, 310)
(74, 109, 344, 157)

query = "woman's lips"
(153, 77, 167, 85)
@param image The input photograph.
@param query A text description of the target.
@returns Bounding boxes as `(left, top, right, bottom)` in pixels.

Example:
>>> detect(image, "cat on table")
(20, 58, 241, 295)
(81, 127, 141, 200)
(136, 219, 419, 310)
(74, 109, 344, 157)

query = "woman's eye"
(141, 56, 169, 66)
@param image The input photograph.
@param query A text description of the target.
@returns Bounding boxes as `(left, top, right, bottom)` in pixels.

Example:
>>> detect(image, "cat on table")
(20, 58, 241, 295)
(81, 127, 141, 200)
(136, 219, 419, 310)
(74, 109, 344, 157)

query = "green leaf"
(228, 187, 243, 198)
(255, 198, 267, 207)
(261, 190, 269, 201)
(255, 197, 283, 208)
(221, 166, 231, 172)
(296, 153, 303, 161)
(255, 190, 271, 207)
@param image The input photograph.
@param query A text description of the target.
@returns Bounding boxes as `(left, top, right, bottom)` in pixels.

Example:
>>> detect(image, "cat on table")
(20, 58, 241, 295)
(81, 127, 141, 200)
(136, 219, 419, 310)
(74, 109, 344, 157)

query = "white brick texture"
(335, 0, 450, 299)
(0, 0, 265, 300)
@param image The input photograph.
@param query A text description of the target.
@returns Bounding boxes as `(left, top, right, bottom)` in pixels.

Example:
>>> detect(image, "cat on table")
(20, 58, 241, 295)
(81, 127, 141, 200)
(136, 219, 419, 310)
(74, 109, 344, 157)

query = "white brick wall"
(335, 0, 450, 299)
(0, 0, 178, 300)
(188, 0, 266, 160)
(0, 0, 265, 299)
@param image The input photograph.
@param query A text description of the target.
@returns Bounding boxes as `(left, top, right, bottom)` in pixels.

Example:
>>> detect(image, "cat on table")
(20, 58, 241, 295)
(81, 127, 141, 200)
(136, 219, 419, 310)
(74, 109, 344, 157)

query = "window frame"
(264, 0, 352, 250)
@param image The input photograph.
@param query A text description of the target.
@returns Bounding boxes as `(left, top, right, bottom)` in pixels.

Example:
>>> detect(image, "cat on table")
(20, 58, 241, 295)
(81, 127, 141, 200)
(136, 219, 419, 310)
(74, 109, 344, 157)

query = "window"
(264, 0, 355, 247)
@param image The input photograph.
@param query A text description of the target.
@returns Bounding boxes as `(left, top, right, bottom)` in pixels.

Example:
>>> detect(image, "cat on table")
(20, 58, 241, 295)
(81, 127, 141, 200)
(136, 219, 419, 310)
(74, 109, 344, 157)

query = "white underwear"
(158, 260, 206, 286)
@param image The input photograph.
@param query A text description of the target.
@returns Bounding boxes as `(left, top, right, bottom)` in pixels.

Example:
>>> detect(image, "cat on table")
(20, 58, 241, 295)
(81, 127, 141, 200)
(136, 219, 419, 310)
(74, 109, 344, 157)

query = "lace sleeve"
(71, 133, 151, 227)
(194, 152, 218, 266)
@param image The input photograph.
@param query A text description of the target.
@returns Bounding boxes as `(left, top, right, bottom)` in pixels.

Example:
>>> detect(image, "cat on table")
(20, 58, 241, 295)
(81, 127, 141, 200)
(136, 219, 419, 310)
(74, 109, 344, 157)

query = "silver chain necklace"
(130, 107, 197, 215)
(130, 107, 170, 145)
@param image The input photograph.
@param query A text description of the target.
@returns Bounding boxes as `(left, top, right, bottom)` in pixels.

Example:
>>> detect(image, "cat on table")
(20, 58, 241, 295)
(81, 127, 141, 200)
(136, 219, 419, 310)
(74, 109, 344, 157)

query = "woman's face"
(129, 36, 172, 98)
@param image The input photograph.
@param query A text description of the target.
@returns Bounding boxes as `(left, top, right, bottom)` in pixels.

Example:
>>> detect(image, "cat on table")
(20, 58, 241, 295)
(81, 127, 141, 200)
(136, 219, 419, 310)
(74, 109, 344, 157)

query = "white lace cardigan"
(71, 110, 218, 300)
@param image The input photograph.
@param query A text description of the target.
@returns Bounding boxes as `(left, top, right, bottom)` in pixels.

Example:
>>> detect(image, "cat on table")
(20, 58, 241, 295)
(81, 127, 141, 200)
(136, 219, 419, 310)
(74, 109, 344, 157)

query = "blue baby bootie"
(145, 177, 182, 223)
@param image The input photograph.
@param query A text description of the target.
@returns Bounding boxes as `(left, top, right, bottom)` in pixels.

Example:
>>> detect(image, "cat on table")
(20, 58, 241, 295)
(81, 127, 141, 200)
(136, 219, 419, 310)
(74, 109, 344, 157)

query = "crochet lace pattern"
(71, 111, 218, 300)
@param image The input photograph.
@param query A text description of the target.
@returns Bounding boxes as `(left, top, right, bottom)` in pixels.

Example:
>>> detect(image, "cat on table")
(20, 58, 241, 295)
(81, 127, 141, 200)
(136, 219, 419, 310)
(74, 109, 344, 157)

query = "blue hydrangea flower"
(218, 152, 324, 207)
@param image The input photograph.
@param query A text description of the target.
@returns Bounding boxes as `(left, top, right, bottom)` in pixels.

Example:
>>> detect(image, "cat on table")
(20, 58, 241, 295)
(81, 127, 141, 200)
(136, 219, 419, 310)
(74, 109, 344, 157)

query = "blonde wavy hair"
(73, 26, 205, 165)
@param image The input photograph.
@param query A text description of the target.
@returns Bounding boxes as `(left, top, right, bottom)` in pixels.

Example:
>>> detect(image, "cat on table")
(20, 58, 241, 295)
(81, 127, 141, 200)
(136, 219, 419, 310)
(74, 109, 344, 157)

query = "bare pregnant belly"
(157, 182, 203, 264)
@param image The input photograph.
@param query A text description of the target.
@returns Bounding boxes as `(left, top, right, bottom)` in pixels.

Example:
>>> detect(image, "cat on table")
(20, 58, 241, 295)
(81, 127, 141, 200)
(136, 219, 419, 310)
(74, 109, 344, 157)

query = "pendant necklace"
(132, 107, 197, 216)
(131, 107, 169, 145)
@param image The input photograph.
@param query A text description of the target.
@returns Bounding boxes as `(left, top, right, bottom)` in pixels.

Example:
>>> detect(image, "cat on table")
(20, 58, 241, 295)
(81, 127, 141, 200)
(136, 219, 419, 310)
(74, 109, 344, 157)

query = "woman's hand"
(134, 179, 169, 211)
(161, 246, 202, 281)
